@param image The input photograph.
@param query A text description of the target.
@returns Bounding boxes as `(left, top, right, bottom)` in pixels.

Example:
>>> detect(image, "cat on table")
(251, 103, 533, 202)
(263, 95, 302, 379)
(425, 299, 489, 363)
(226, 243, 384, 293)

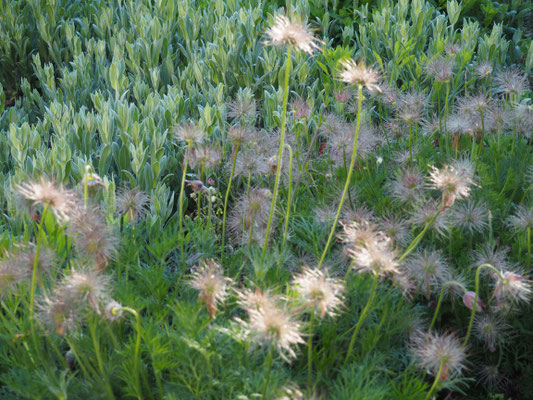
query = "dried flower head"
(116, 187, 150, 223)
(292, 266, 344, 318)
(493, 270, 532, 305)
(396, 92, 428, 125)
(388, 167, 425, 204)
(174, 122, 206, 146)
(410, 330, 467, 380)
(237, 294, 305, 361)
(428, 161, 475, 209)
(16, 179, 79, 223)
(494, 68, 529, 97)
(339, 59, 381, 92)
(228, 188, 272, 245)
(507, 205, 533, 233)
(474, 314, 509, 352)
(68, 206, 117, 271)
(425, 56, 453, 83)
(227, 93, 257, 126)
(449, 200, 488, 234)
(406, 249, 451, 298)
(37, 293, 82, 336)
(264, 14, 322, 55)
(61, 267, 111, 314)
(190, 259, 233, 318)
(475, 61, 492, 78)
(409, 200, 450, 236)
(104, 300, 123, 322)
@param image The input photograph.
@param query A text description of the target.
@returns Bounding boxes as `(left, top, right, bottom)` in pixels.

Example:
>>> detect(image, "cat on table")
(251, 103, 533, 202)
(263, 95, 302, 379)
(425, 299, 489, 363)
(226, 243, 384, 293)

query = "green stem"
(221, 144, 240, 257)
(399, 208, 442, 262)
(429, 281, 467, 331)
(262, 46, 292, 263)
(262, 346, 274, 399)
(318, 84, 364, 268)
(343, 273, 378, 368)
(307, 312, 315, 392)
(444, 81, 450, 154)
(425, 362, 444, 400)
(29, 203, 49, 359)
(89, 317, 115, 400)
(281, 144, 293, 253)
(178, 146, 190, 266)
(463, 264, 504, 347)
(527, 228, 531, 271)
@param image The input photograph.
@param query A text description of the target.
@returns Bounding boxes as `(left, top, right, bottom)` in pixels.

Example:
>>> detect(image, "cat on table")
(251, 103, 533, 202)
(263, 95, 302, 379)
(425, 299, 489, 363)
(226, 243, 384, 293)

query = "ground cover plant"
(0, 0, 532, 398)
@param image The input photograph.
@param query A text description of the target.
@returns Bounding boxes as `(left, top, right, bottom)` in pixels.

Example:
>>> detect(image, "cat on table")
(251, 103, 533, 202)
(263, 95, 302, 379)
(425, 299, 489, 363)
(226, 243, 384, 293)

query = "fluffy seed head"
(472, 244, 512, 273)
(68, 206, 117, 271)
(292, 266, 344, 318)
(339, 59, 381, 92)
(507, 205, 533, 233)
(493, 270, 532, 305)
(475, 61, 492, 78)
(409, 200, 450, 236)
(190, 259, 233, 318)
(406, 249, 450, 297)
(428, 161, 475, 209)
(494, 68, 529, 96)
(388, 167, 425, 204)
(379, 214, 411, 246)
(348, 233, 400, 277)
(61, 267, 111, 314)
(228, 188, 272, 246)
(425, 56, 453, 83)
(174, 122, 206, 146)
(227, 93, 257, 126)
(290, 98, 311, 120)
(396, 92, 427, 125)
(237, 296, 305, 361)
(116, 187, 150, 224)
(449, 200, 488, 234)
(37, 293, 82, 336)
(264, 14, 322, 55)
(0, 259, 26, 296)
(474, 314, 509, 352)
(16, 179, 79, 223)
(410, 330, 467, 379)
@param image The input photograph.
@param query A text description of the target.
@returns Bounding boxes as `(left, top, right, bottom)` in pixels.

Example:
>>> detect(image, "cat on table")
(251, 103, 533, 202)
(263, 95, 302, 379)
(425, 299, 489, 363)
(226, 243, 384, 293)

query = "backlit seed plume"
(475, 61, 492, 78)
(493, 270, 532, 305)
(494, 68, 529, 97)
(410, 330, 466, 380)
(174, 122, 206, 146)
(236, 294, 305, 361)
(347, 232, 400, 277)
(61, 267, 111, 314)
(68, 206, 117, 271)
(292, 266, 344, 318)
(339, 220, 380, 250)
(190, 259, 233, 318)
(339, 59, 381, 92)
(104, 300, 123, 322)
(428, 161, 475, 209)
(16, 179, 79, 223)
(507, 205, 533, 233)
(37, 293, 82, 336)
(425, 56, 453, 83)
(449, 200, 489, 234)
(406, 249, 451, 298)
(264, 14, 322, 55)
(379, 214, 411, 246)
(471, 243, 513, 273)
(237, 287, 278, 314)
(116, 187, 150, 224)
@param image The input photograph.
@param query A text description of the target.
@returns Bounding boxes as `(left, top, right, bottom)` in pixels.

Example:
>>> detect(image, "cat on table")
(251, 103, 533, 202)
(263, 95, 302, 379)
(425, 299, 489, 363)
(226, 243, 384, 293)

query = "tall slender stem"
(444, 81, 450, 154)
(527, 228, 531, 270)
(281, 144, 293, 253)
(425, 362, 444, 400)
(343, 273, 378, 368)
(178, 146, 190, 266)
(318, 85, 364, 268)
(262, 46, 292, 263)
(463, 264, 503, 347)
(221, 144, 240, 257)
(429, 281, 467, 331)
(307, 312, 315, 392)
(399, 208, 442, 262)
(119, 306, 143, 399)
(262, 346, 274, 399)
